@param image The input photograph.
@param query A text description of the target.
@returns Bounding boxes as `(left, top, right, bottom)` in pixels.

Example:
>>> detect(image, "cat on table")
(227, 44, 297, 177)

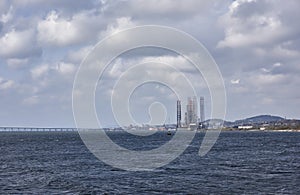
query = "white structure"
(200, 96, 205, 122)
(185, 96, 198, 127)
(177, 100, 181, 128)
(238, 125, 253, 129)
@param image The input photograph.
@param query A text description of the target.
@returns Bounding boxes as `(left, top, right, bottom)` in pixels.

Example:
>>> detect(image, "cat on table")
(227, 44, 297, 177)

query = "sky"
(0, 0, 300, 127)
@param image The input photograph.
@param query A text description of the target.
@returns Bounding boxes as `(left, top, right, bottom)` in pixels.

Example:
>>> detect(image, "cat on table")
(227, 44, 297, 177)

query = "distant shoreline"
(0, 129, 300, 132)
(220, 129, 300, 132)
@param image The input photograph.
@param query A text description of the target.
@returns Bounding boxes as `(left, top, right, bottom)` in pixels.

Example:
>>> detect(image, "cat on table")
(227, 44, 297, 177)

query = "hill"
(234, 115, 284, 125)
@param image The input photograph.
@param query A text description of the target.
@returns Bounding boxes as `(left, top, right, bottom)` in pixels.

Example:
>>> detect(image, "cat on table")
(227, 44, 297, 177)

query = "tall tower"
(185, 96, 198, 126)
(176, 100, 181, 128)
(200, 96, 205, 122)
(192, 96, 198, 123)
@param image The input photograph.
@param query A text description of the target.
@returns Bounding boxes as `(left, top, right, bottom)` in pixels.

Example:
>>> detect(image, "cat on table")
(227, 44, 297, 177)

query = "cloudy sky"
(0, 0, 299, 127)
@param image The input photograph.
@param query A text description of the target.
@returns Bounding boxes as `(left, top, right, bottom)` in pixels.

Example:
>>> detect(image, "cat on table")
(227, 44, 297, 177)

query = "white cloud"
(271, 45, 300, 58)
(22, 95, 39, 105)
(66, 45, 93, 63)
(37, 9, 106, 46)
(104, 55, 200, 84)
(1, 0, 300, 125)
(0, 77, 15, 90)
(217, 0, 296, 48)
(254, 44, 300, 60)
(251, 73, 286, 86)
(0, 5, 13, 23)
(6, 58, 29, 68)
(117, 0, 214, 20)
(273, 62, 281, 67)
(139, 55, 197, 73)
(37, 10, 80, 46)
(0, 29, 41, 59)
(31, 62, 76, 81)
(100, 17, 136, 38)
(57, 62, 76, 75)
(31, 64, 49, 79)
(230, 79, 240, 84)
(108, 58, 123, 78)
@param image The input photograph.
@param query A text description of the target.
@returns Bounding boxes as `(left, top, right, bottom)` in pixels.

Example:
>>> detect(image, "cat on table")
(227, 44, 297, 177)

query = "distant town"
(121, 114, 300, 132)
(123, 96, 300, 132)
(206, 115, 300, 131)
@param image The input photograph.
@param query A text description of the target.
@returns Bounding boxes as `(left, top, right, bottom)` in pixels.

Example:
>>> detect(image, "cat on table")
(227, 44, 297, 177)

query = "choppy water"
(0, 131, 299, 194)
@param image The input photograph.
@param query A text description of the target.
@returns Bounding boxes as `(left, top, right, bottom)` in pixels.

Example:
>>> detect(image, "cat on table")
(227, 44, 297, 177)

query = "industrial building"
(176, 96, 205, 129)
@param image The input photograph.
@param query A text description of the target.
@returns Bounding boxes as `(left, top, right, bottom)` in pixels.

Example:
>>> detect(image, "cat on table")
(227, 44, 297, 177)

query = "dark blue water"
(0, 131, 299, 194)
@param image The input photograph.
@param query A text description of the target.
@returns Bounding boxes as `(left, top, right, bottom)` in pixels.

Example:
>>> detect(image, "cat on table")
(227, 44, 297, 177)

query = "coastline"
(219, 129, 300, 132)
